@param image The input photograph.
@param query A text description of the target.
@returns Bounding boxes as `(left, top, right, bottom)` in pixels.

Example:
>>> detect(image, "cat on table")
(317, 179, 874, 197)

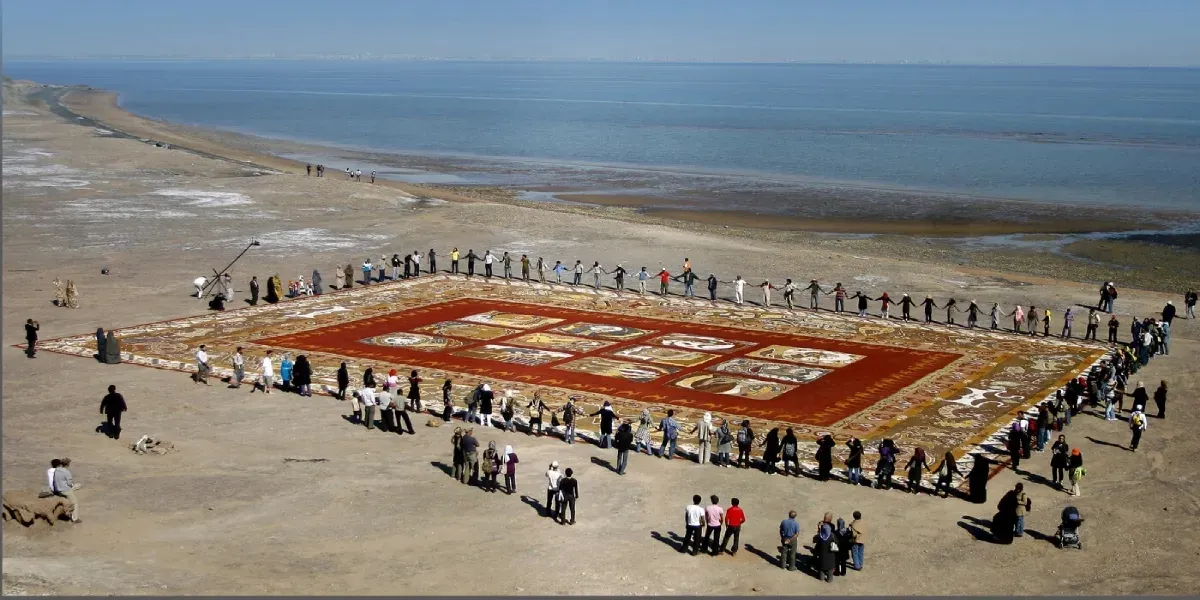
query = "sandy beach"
(3, 79, 1200, 595)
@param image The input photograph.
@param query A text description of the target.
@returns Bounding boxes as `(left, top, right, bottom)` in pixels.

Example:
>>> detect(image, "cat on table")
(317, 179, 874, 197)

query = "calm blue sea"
(6, 60, 1200, 211)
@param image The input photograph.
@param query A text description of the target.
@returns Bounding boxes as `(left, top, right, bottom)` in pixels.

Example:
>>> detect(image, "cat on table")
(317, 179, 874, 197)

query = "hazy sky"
(4, 0, 1198, 66)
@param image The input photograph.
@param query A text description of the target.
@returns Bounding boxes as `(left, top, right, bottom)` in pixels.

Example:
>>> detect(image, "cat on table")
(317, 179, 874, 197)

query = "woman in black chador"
(967, 453, 992, 504)
(762, 427, 781, 474)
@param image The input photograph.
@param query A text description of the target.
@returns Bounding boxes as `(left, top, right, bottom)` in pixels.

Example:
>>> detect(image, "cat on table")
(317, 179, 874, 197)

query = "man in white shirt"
(256, 350, 274, 394)
(231, 347, 245, 388)
(545, 461, 563, 519)
(683, 495, 706, 556)
(483, 250, 495, 278)
(360, 385, 377, 430)
(733, 276, 746, 306)
(194, 345, 211, 385)
(43, 458, 61, 496)
(411, 251, 422, 277)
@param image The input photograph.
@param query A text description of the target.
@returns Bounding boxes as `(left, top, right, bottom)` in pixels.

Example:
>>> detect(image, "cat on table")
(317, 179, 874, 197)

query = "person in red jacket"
(720, 498, 746, 555)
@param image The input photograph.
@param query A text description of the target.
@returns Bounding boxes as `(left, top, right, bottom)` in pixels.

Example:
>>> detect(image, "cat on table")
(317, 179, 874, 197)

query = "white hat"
(551, 461, 559, 468)
(482, 383, 491, 392)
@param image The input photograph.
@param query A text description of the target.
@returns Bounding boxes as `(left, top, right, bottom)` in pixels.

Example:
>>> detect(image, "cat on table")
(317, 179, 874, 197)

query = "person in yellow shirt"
(450, 248, 460, 275)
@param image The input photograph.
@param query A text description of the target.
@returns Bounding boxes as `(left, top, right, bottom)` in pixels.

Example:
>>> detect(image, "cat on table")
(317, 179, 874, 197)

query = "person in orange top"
(720, 498, 746, 555)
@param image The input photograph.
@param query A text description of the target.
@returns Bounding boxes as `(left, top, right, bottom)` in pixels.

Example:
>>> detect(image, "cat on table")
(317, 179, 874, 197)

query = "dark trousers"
(934, 474, 953, 496)
(363, 405, 375, 429)
(1108, 328, 1118, 343)
(683, 525, 703, 555)
(1131, 428, 1143, 449)
(504, 473, 516, 493)
(485, 264, 493, 277)
(737, 444, 751, 467)
(395, 411, 414, 434)
(452, 260, 459, 274)
(1052, 466, 1065, 484)
(430, 259, 436, 273)
(704, 524, 722, 555)
(1086, 324, 1098, 340)
(545, 490, 558, 517)
(468, 262, 475, 276)
(105, 412, 122, 438)
(559, 496, 576, 523)
(250, 290, 258, 305)
(720, 525, 741, 554)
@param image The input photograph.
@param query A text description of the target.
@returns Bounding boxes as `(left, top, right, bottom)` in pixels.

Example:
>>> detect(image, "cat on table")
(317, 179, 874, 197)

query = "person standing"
(780, 428, 799, 476)
(845, 438, 864, 485)
(249, 276, 260, 305)
(1129, 409, 1147, 451)
(228, 346, 245, 387)
(1013, 483, 1031, 538)
(361, 258, 373, 285)
(194, 345, 211, 385)
(503, 252, 513, 280)
(466, 249, 478, 277)
(1067, 449, 1084, 496)
(905, 447, 929, 494)
(536, 257, 547, 283)
(52, 458, 83, 523)
(1050, 435, 1070, 489)
(1086, 308, 1100, 340)
(520, 254, 530, 281)
(590, 401, 618, 449)
(694, 413, 713, 465)
(589, 261, 602, 289)
(395, 385, 414, 434)
(735, 420, 754, 468)
(683, 495, 706, 556)
(255, 350, 275, 394)
(782, 279, 796, 309)
(460, 429, 479, 485)
(658, 409, 680, 459)
(1036, 404, 1051, 452)
(1185, 289, 1197, 319)
(813, 523, 836, 582)
(1154, 380, 1167, 419)
(407, 370, 423, 412)
(571, 260, 583, 285)
(732, 276, 746, 305)
(479, 383, 495, 428)
(293, 355, 312, 397)
(481, 441, 501, 493)
(967, 454, 992, 504)
(558, 468, 579, 525)
(805, 279, 823, 310)
(815, 434, 836, 480)
(99, 385, 127, 439)
(544, 461, 562, 517)
(720, 498, 745, 555)
(779, 510, 800, 570)
(559, 396, 576, 441)
(335, 362, 349, 400)
(849, 511, 866, 570)
(630, 409, 653, 455)
(502, 444, 519, 494)
(703, 495, 724, 556)
(359, 381, 377, 430)
(24, 318, 41, 358)
(441, 379, 454, 422)
(450, 247, 460, 274)
(370, 170, 376, 183)
(614, 422, 634, 475)
(832, 283, 847, 313)
(484, 250, 495, 278)
(931, 451, 961, 498)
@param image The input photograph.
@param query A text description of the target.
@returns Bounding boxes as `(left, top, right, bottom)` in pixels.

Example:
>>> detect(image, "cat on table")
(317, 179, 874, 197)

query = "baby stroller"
(1056, 506, 1083, 549)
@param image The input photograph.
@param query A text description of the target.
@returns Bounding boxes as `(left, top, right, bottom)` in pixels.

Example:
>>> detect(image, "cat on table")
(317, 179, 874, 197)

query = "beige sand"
(3, 82, 1199, 595)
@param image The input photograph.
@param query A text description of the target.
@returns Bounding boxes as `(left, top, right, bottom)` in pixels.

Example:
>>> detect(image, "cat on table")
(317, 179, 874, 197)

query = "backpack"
(719, 428, 733, 445)
(663, 418, 679, 441)
(1131, 413, 1144, 429)
(737, 428, 751, 446)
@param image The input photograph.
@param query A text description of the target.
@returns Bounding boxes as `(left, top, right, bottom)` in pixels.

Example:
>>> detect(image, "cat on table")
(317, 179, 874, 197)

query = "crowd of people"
(212, 250, 1192, 352)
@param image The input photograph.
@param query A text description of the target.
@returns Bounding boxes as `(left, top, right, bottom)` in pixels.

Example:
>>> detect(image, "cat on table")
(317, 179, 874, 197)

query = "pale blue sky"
(3, 0, 1198, 66)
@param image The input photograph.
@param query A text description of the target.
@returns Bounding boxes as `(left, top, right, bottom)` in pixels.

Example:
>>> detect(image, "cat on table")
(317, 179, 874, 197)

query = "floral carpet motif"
(35, 275, 1107, 473)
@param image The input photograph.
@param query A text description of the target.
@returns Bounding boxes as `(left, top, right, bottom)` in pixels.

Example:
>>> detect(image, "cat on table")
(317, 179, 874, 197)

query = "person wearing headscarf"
(292, 355, 312, 396)
(815, 434, 836, 481)
(279, 353, 294, 392)
(502, 444, 519, 494)
(1068, 448, 1084, 496)
(590, 401, 618, 448)
(343, 264, 354, 289)
(614, 422, 634, 475)
(311, 270, 322, 295)
(1154, 380, 1167, 419)
(905, 447, 930, 494)
(407, 370, 423, 412)
(714, 419, 734, 466)
(478, 383, 494, 428)
(1012, 305, 1024, 333)
(845, 438, 864, 485)
(65, 280, 79, 308)
(336, 362, 349, 400)
(451, 428, 465, 482)
(735, 420, 754, 469)
(763, 427, 781, 474)
(95, 328, 106, 361)
(560, 396, 578, 444)
(931, 451, 962, 498)
(481, 441, 501, 493)
(634, 408, 654, 455)
(527, 390, 549, 436)
(874, 439, 898, 489)
(813, 522, 837, 582)
(1019, 416, 1033, 459)
(104, 330, 121, 364)
(442, 379, 454, 422)
(271, 275, 284, 303)
(500, 390, 516, 432)
(834, 518, 853, 576)
(967, 453, 992, 504)
(780, 428, 799, 476)
(993, 487, 1018, 544)
(694, 412, 714, 465)
(334, 266, 345, 290)
(1007, 422, 1024, 470)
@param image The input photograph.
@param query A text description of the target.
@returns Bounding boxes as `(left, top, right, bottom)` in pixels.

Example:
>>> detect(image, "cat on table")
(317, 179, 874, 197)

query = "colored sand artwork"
(36, 275, 1106, 471)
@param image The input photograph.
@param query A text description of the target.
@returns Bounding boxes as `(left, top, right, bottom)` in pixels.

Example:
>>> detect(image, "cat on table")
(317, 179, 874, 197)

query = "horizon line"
(4, 55, 1199, 69)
